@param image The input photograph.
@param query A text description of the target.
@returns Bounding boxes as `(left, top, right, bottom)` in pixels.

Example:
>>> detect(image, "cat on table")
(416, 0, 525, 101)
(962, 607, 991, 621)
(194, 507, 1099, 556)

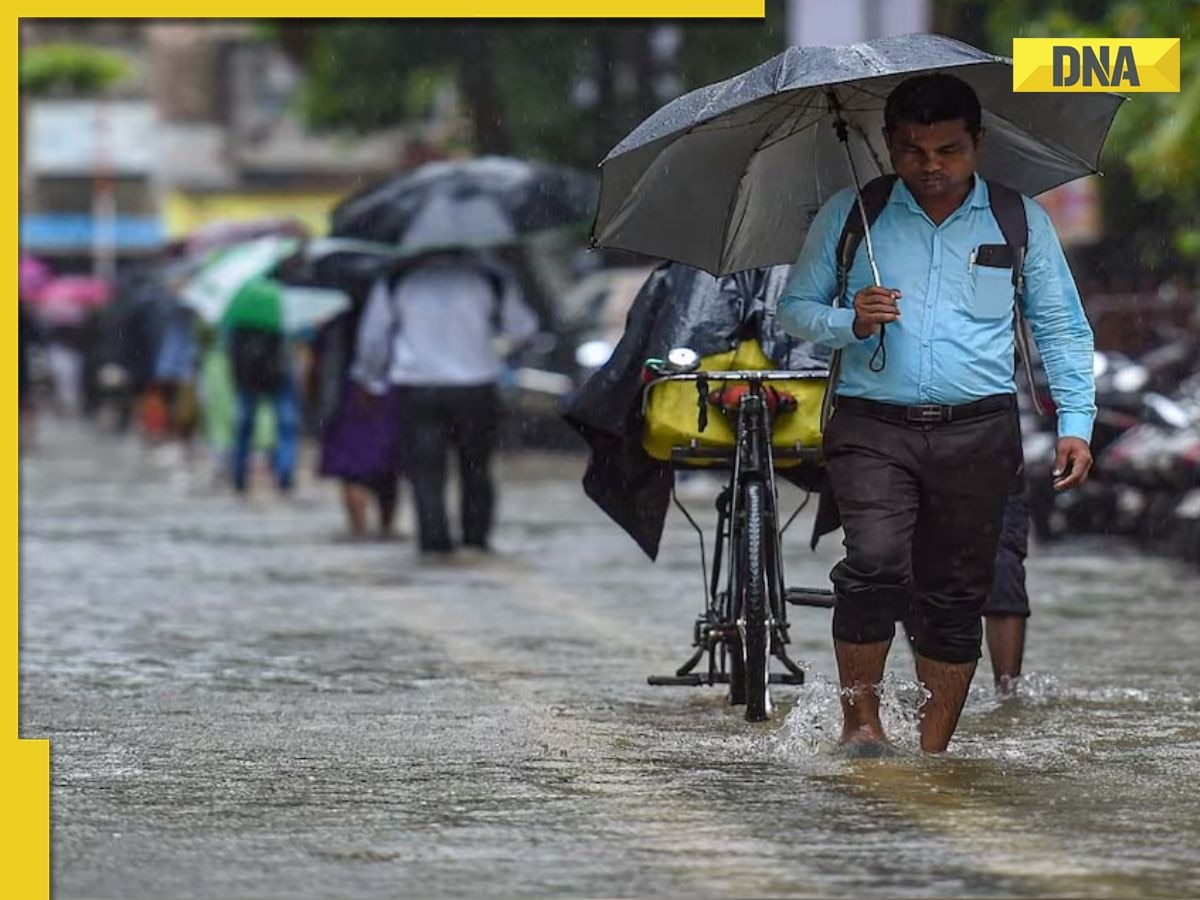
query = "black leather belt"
(836, 394, 1015, 424)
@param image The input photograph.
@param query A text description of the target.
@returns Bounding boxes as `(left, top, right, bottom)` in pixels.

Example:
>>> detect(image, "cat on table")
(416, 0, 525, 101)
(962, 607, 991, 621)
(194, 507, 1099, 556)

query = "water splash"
(964, 672, 1191, 711)
(771, 673, 930, 757)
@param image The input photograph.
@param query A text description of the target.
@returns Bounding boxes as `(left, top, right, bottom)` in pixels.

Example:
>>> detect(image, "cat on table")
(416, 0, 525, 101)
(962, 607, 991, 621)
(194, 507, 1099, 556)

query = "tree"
(270, 13, 788, 170)
(20, 43, 131, 96)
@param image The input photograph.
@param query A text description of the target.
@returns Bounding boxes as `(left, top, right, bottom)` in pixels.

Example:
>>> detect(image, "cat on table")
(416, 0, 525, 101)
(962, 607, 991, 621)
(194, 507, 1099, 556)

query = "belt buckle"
(907, 404, 945, 423)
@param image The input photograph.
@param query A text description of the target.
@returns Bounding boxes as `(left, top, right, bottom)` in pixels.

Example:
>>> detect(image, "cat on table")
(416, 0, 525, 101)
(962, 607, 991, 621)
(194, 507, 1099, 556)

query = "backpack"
(229, 326, 288, 393)
(826, 173, 1044, 420)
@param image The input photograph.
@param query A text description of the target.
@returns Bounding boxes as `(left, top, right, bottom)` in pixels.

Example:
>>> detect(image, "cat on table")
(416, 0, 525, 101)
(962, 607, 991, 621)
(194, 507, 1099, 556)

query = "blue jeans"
(233, 381, 300, 493)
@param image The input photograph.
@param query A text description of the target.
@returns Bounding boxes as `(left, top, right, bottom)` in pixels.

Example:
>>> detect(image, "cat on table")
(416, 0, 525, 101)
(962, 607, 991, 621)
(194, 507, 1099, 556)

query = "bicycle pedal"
(768, 672, 805, 685)
(784, 587, 835, 608)
(648, 673, 730, 686)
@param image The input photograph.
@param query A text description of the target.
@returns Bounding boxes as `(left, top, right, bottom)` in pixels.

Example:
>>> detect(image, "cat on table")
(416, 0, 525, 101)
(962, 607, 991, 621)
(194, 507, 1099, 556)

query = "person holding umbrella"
(778, 73, 1095, 753)
(336, 157, 584, 557)
(589, 34, 1118, 750)
(181, 236, 351, 496)
(352, 248, 537, 556)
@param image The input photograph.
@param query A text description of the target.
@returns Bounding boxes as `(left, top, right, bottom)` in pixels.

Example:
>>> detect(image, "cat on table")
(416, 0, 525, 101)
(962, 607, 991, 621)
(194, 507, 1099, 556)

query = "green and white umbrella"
(181, 235, 351, 333)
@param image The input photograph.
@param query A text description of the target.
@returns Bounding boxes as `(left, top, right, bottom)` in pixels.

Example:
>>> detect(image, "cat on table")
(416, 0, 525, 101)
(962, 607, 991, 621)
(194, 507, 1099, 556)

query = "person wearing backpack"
(779, 74, 1096, 753)
(227, 278, 301, 496)
(352, 249, 538, 556)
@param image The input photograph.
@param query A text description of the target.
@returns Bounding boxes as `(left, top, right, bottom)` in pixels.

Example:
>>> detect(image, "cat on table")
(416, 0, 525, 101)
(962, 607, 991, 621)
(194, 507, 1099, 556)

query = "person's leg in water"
(986, 616, 1025, 691)
(450, 385, 500, 551)
(984, 487, 1030, 692)
(904, 489, 1031, 694)
(340, 480, 372, 538)
(371, 475, 400, 538)
(834, 640, 894, 748)
(823, 409, 922, 750)
(398, 388, 453, 554)
(232, 389, 258, 494)
(909, 410, 1020, 752)
(272, 379, 301, 494)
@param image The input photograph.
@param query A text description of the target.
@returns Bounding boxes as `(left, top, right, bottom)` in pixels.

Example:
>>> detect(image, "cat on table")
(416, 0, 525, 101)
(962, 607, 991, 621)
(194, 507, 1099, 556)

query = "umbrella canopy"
(294, 237, 398, 291)
(184, 217, 309, 258)
(28, 275, 112, 326)
(592, 33, 1124, 276)
(181, 236, 349, 333)
(330, 156, 595, 254)
(20, 255, 52, 298)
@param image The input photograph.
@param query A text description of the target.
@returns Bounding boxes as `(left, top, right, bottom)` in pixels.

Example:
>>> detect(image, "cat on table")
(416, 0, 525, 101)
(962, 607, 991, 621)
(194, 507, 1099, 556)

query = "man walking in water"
(779, 74, 1095, 752)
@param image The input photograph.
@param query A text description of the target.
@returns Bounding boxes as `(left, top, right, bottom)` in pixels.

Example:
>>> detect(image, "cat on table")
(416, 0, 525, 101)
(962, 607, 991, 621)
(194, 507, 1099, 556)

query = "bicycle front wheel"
(740, 480, 771, 722)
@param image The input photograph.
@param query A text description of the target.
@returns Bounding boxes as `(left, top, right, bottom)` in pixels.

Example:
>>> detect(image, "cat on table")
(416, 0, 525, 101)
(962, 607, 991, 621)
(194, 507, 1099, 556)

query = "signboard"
(27, 101, 160, 175)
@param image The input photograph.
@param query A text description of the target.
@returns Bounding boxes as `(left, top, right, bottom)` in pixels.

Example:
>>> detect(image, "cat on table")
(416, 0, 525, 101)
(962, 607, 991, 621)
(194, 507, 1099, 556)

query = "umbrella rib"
(693, 86, 887, 129)
(848, 120, 889, 175)
(688, 96, 826, 135)
(753, 115, 827, 152)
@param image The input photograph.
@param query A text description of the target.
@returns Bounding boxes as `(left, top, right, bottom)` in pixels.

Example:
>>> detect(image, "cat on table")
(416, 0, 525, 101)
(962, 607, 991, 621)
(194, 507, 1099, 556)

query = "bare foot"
(839, 725, 895, 758)
(996, 674, 1021, 698)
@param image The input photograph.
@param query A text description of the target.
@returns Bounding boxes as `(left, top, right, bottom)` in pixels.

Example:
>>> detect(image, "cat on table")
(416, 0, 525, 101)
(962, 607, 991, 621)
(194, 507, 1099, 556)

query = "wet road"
(21, 421, 1200, 898)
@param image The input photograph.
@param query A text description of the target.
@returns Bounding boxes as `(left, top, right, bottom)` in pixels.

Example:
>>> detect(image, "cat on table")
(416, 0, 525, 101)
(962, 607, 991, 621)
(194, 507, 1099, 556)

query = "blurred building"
(19, 21, 418, 269)
(786, 0, 931, 47)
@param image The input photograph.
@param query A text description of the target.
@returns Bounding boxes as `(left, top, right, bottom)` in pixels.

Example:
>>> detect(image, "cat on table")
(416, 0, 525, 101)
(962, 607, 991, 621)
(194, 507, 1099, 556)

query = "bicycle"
(641, 350, 835, 722)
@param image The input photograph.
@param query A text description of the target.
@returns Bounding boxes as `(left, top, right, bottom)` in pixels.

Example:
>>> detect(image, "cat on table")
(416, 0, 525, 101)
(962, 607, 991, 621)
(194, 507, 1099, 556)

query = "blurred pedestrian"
(152, 301, 200, 450)
(226, 278, 300, 496)
(353, 249, 538, 555)
(19, 300, 44, 447)
(311, 278, 404, 540)
(44, 323, 85, 416)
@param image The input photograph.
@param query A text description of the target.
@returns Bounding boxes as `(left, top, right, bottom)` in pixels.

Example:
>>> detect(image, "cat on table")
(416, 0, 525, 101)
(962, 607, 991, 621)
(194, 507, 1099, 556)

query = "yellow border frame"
(9, 10, 766, 897)
(10, 19, 49, 898)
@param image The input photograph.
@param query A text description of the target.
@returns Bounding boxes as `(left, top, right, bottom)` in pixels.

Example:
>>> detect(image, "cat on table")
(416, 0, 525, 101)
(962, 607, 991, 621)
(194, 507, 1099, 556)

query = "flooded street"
(20, 421, 1200, 898)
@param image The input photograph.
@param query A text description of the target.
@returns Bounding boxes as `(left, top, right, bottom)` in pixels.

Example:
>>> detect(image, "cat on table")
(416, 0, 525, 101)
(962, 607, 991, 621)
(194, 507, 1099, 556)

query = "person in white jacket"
(353, 249, 538, 555)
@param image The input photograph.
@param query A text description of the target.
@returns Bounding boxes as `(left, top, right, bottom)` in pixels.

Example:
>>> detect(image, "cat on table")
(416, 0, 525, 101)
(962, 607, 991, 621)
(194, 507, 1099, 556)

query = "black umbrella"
(591, 33, 1124, 276)
(331, 156, 596, 254)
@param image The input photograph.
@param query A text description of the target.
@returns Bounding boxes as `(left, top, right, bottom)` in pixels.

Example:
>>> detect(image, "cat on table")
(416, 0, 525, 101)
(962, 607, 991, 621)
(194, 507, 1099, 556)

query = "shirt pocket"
(967, 263, 1015, 320)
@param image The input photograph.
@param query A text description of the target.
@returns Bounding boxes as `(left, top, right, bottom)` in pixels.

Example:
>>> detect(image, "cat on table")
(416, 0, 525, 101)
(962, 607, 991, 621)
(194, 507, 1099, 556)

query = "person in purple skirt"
(312, 285, 405, 540)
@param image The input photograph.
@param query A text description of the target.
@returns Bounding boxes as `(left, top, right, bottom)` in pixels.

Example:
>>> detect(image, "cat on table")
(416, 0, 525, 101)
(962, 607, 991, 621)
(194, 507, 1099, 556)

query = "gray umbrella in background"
(396, 191, 518, 256)
(331, 156, 595, 251)
(592, 33, 1124, 277)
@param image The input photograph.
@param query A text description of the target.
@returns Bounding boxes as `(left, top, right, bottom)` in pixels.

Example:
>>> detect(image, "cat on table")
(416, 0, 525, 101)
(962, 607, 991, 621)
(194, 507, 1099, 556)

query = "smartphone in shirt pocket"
(968, 243, 1015, 319)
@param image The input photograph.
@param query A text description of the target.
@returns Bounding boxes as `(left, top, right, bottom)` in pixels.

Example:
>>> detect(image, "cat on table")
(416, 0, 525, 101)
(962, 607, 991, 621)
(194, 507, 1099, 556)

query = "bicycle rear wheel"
(740, 481, 771, 721)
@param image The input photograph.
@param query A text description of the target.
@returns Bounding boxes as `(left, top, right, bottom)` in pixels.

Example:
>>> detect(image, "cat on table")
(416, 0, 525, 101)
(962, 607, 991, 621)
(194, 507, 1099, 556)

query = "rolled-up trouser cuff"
(911, 614, 984, 664)
(832, 601, 898, 645)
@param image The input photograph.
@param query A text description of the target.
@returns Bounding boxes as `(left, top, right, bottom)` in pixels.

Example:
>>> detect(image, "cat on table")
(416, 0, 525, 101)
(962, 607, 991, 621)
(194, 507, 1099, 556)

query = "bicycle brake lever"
(696, 374, 709, 432)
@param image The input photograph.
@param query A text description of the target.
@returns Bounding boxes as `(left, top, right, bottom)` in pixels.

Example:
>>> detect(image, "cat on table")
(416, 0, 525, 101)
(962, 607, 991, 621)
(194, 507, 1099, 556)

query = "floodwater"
(20, 421, 1200, 898)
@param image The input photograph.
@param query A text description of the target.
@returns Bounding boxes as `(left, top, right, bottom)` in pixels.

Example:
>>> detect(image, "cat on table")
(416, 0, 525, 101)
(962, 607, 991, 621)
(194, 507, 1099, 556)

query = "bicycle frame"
(645, 370, 825, 690)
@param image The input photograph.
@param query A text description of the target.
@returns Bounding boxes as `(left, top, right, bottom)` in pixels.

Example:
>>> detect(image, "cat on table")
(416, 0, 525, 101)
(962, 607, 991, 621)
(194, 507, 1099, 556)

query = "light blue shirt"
(778, 174, 1096, 441)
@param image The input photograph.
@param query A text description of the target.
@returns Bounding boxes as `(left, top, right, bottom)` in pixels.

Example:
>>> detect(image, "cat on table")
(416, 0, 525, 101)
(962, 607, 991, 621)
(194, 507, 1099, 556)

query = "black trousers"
(396, 384, 500, 553)
(823, 397, 1022, 664)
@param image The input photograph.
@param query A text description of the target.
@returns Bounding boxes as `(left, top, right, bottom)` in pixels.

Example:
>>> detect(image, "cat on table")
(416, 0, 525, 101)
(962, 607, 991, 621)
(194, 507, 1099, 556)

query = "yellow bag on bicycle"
(641, 339, 827, 467)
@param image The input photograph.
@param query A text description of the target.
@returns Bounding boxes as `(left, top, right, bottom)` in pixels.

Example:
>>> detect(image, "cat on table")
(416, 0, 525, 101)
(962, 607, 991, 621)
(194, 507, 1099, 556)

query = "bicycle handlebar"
(643, 369, 829, 385)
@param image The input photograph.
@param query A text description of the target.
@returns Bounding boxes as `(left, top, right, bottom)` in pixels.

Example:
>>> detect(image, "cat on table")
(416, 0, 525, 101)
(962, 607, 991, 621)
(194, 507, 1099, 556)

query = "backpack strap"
(985, 180, 1048, 417)
(484, 267, 506, 333)
(833, 174, 898, 308)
